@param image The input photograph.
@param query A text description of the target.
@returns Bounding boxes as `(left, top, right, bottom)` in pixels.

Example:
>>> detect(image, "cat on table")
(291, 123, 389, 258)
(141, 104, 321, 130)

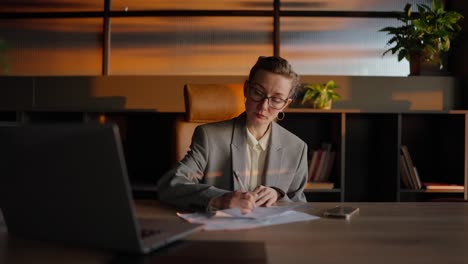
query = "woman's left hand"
(253, 185, 278, 207)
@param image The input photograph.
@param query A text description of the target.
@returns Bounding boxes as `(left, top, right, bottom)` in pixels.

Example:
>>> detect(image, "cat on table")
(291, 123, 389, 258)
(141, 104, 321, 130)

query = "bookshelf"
(1, 109, 467, 202)
(279, 109, 344, 202)
(399, 112, 466, 201)
(281, 109, 468, 202)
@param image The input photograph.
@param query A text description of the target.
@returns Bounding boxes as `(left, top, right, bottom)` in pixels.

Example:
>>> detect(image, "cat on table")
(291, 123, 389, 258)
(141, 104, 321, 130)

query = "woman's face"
(244, 69, 292, 128)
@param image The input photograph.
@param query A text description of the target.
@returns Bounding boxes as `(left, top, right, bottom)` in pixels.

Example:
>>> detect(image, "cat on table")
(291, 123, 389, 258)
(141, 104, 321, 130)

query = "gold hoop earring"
(277, 111, 285, 121)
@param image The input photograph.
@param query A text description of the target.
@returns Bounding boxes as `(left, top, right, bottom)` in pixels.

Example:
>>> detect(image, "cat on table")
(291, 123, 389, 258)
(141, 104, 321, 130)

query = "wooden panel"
(0, 75, 457, 112)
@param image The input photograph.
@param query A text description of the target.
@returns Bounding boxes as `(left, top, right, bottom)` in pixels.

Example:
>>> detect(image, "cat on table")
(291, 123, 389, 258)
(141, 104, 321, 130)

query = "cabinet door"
(345, 113, 399, 202)
(279, 111, 342, 202)
(400, 113, 466, 202)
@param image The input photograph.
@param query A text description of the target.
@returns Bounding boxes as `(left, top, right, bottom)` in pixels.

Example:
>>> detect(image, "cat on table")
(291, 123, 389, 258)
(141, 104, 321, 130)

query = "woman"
(157, 56, 308, 214)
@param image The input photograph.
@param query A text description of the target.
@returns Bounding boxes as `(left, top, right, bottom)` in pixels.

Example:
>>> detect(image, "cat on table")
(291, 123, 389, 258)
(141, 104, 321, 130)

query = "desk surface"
(1, 201, 468, 264)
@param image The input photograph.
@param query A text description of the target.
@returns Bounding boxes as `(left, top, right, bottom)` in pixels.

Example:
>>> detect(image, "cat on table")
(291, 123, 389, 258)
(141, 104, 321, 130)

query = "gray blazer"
(156, 113, 308, 210)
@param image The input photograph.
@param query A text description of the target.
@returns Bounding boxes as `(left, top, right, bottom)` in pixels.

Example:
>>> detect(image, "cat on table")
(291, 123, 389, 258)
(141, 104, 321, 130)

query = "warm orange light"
(98, 114, 106, 124)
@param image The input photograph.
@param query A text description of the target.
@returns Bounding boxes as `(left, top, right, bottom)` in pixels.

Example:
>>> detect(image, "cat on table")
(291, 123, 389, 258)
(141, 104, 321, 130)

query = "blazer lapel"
(264, 121, 283, 187)
(231, 114, 248, 191)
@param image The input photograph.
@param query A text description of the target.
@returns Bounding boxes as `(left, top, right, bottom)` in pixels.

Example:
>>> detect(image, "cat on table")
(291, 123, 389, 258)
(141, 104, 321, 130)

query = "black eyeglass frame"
(247, 83, 290, 110)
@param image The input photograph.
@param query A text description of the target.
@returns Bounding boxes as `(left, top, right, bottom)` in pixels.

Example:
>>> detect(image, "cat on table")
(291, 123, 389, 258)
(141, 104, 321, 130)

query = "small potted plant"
(300, 80, 340, 110)
(379, 0, 463, 75)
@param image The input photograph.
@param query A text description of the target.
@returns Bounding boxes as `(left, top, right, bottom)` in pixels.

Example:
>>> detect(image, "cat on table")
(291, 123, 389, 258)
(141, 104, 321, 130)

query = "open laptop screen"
(0, 123, 146, 251)
(0, 123, 181, 253)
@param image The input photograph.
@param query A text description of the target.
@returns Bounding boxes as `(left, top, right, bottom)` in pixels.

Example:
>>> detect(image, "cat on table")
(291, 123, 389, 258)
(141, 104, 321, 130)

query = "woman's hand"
(253, 185, 278, 207)
(212, 191, 257, 214)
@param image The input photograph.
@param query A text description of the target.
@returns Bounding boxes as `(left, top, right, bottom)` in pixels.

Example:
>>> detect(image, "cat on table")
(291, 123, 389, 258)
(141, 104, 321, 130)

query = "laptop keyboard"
(140, 228, 161, 239)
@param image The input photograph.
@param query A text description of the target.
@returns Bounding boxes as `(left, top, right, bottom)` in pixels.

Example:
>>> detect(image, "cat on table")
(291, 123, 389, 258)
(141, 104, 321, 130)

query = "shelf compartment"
(279, 112, 343, 201)
(401, 113, 465, 186)
(89, 112, 182, 185)
(345, 113, 399, 202)
(400, 190, 465, 202)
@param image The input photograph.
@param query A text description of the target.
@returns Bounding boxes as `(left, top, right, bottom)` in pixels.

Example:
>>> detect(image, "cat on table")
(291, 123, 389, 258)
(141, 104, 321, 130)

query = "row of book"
(306, 142, 335, 190)
(400, 145, 464, 191)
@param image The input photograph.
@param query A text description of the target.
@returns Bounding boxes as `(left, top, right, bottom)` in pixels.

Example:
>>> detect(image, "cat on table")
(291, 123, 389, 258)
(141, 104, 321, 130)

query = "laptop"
(0, 122, 202, 254)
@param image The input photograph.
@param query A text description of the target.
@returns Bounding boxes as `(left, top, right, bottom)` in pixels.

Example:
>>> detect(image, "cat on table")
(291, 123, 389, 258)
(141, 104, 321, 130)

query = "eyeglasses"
(248, 84, 289, 110)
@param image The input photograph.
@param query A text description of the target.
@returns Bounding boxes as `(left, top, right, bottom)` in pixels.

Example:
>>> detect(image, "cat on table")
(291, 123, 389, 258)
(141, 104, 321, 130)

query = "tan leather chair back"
(174, 83, 245, 162)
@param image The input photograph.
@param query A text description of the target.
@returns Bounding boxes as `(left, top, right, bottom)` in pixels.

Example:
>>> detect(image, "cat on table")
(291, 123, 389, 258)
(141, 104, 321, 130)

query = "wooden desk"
(1, 201, 468, 264)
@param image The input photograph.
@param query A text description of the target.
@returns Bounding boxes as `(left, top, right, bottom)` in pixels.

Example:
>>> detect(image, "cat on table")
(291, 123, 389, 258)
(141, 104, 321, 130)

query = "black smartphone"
(323, 206, 359, 220)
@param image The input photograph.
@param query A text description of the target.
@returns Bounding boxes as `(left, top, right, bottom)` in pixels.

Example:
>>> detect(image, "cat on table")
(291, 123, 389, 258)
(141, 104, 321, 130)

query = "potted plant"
(300, 80, 341, 109)
(379, 0, 463, 75)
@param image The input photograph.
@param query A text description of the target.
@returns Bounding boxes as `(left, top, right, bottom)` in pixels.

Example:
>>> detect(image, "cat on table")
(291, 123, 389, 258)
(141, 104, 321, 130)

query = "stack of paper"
(177, 204, 319, 231)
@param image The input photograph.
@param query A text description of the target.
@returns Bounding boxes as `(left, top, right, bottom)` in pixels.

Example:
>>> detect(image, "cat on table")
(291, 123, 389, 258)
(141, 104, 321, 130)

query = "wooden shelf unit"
(1, 109, 467, 202)
(281, 109, 468, 202)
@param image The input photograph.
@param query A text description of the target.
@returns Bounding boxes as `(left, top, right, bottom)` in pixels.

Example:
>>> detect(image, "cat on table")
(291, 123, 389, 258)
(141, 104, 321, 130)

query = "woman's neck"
(247, 123, 270, 140)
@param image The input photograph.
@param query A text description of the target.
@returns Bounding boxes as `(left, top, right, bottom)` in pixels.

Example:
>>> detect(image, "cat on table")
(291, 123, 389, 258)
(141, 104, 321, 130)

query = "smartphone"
(323, 206, 359, 220)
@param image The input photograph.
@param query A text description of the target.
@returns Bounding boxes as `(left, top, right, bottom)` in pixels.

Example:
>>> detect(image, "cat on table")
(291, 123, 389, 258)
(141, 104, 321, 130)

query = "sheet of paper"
(177, 204, 319, 231)
(214, 204, 305, 219)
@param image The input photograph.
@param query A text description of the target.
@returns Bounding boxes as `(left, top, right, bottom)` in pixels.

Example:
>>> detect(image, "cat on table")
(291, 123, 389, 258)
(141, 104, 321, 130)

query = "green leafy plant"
(301, 80, 341, 109)
(379, 0, 463, 68)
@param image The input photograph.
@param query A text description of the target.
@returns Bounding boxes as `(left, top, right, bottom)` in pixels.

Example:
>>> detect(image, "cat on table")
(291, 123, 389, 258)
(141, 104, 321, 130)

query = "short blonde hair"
(248, 56, 300, 99)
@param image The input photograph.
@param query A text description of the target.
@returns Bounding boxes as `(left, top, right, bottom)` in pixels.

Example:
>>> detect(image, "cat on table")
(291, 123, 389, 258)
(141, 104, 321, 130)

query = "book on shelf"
(413, 166, 422, 190)
(321, 151, 336, 182)
(305, 181, 334, 190)
(400, 145, 422, 189)
(307, 149, 322, 181)
(399, 154, 412, 189)
(422, 182, 465, 191)
(314, 146, 328, 182)
(308, 142, 336, 182)
(317, 142, 334, 181)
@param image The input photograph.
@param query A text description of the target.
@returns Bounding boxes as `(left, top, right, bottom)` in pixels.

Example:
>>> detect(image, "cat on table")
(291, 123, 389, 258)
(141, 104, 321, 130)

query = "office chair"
(174, 83, 245, 162)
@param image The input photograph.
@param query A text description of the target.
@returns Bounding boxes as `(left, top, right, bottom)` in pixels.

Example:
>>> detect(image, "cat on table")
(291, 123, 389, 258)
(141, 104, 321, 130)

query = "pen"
(234, 171, 257, 209)
(234, 171, 248, 192)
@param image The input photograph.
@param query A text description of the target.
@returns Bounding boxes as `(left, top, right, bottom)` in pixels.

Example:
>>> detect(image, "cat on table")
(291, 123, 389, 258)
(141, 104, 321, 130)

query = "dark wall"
(448, 0, 468, 109)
